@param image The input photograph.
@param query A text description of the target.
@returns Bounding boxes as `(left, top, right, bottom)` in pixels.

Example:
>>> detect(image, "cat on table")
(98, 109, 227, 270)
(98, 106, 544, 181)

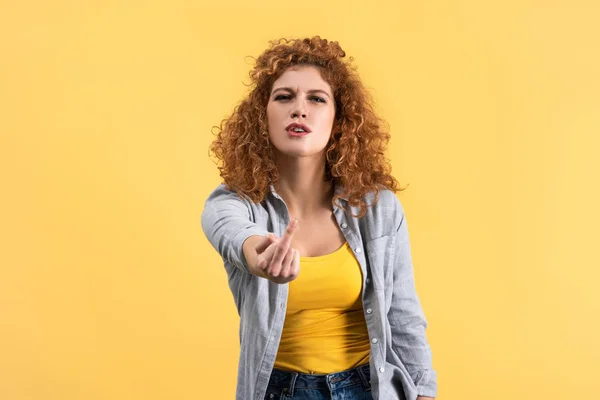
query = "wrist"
(242, 237, 259, 274)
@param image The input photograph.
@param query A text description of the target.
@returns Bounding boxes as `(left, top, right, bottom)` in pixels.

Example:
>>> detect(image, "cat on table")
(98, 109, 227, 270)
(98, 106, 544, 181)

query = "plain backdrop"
(1, 1, 599, 399)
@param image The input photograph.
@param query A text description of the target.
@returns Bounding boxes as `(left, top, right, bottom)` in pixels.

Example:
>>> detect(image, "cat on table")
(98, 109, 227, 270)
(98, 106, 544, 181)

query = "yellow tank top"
(273, 241, 371, 374)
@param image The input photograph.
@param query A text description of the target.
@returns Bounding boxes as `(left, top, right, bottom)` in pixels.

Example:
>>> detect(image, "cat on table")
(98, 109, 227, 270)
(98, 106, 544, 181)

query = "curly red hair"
(209, 36, 405, 218)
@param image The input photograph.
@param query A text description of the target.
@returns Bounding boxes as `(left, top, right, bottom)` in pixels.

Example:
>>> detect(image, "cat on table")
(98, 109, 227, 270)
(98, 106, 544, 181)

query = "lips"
(285, 122, 312, 134)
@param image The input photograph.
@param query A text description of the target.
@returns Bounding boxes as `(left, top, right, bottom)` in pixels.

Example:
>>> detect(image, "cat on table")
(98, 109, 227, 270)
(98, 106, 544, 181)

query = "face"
(266, 65, 335, 158)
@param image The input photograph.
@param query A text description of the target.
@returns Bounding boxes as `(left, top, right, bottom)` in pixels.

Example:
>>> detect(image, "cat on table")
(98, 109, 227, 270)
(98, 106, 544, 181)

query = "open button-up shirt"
(201, 183, 438, 400)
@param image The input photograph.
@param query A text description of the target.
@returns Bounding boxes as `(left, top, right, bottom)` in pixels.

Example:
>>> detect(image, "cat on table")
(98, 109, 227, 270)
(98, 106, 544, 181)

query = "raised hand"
(252, 218, 301, 284)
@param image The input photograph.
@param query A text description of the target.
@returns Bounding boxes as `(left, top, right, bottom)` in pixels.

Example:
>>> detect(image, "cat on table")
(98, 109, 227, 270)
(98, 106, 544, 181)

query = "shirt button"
(355, 248, 362, 254)
(371, 338, 378, 344)
(366, 278, 371, 284)
(366, 308, 373, 314)
(379, 367, 385, 373)
(269, 394, 275, 399)
(341, 222, 348, 229)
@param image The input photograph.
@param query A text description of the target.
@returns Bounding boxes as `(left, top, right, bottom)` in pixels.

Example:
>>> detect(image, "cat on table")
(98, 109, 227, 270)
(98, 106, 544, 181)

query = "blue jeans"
(264, 363, 372, 399)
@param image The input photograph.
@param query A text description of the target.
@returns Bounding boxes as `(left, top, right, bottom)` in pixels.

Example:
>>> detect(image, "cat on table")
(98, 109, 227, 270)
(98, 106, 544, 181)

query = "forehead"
(271, 65, 332, 93)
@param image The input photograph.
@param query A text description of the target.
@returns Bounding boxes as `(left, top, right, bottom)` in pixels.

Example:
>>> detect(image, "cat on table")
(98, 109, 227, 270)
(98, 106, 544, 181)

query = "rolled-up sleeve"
(201, 185, 270, 273)
(387, 198, 438, 398)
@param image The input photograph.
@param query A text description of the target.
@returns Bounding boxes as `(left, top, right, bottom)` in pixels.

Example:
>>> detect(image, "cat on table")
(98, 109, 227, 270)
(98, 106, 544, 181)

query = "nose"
(290, 97, 307, 119)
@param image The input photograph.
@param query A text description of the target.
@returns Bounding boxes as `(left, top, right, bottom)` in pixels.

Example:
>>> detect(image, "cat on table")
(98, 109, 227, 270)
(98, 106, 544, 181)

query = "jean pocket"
(263, 387, 288, 400)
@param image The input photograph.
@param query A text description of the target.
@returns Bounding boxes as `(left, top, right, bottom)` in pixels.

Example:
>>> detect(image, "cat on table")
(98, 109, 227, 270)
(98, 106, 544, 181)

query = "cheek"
(320, 107, 336, 128)
(266, 104, 282, 126)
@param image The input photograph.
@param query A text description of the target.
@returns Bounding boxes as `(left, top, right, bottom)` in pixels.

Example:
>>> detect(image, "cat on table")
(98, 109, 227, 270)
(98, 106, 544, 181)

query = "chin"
(272, 140, 327, 158)
(274, 147, 317, 158)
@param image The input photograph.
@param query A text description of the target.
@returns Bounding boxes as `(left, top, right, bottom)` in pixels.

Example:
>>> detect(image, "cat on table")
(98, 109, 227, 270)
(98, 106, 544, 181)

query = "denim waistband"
(268, 363, 371, 395)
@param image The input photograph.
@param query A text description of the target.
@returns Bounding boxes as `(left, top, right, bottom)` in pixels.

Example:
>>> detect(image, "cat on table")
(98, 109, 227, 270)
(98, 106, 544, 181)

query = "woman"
(201, 36, 437, 400)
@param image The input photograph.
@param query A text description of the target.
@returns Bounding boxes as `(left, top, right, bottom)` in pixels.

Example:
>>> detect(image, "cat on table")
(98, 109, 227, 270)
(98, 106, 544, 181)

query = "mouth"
(285, 122, 311, 137)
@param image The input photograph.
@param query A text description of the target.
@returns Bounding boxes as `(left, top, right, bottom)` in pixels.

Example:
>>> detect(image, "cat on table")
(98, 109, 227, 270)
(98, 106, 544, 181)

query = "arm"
(200, 185, 270, 273)
(387, 198, 438, 398)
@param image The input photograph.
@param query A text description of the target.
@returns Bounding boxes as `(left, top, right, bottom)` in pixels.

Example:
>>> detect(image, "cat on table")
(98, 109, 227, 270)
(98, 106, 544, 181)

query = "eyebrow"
(271, 87, 332, 99)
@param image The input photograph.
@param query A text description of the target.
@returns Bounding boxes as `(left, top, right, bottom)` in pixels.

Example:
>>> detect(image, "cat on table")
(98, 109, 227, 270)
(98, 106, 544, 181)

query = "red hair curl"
(209, 36, 405, 218)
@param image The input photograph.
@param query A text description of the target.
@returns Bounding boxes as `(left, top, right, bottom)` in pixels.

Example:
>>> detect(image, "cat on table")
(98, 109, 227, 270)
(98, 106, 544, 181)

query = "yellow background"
(1, 1, 599, 399)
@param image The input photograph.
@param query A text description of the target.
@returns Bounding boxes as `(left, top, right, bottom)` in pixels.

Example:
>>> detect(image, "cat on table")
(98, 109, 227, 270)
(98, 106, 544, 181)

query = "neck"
(273, 152, 333, 220)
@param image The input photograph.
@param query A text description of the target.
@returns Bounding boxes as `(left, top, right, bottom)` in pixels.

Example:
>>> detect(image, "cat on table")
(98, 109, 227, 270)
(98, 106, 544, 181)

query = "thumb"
(256, 233, 277, 253)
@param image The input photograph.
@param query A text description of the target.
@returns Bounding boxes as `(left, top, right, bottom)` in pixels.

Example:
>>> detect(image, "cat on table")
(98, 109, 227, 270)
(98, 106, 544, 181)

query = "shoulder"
(203, 183, 253, 213)
(355, 187, 405, 239)
(207, 183, 263, 203)
(206, 183, 239, 200)
(368, 187, 405, 219)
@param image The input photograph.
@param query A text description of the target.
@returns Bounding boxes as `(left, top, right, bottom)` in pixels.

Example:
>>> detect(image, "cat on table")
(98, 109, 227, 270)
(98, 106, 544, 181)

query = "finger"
(268, 244, 290, 278)
(278, 247, 295, 279)
(280, 218, 299, 249)
(290, 249, 301, 279)
(281, 249, 300, 282)
(255, 233, 275, 254)
(256, 233, 280, 254)
(271, 219, 298, 266)
(256, 241, 280, 271)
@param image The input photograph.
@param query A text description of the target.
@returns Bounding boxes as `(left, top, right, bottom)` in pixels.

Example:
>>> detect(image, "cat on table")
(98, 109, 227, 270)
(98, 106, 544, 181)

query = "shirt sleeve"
(387, 197, 438, 398)
(200, 184, 270, 273)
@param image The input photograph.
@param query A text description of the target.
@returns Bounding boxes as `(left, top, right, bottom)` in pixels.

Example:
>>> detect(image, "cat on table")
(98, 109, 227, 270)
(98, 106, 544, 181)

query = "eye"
(310, 96, 326, 103)
(274, 94, 291, 101)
